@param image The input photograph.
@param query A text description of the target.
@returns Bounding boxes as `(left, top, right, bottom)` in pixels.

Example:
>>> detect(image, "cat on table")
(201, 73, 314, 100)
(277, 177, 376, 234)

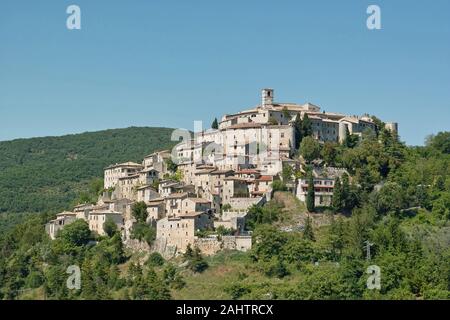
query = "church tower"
(261, 88, 274, 108)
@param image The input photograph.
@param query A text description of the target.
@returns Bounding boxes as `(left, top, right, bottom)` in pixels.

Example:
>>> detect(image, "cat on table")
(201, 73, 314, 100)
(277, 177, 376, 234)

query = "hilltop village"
(46, 89, 398, 257)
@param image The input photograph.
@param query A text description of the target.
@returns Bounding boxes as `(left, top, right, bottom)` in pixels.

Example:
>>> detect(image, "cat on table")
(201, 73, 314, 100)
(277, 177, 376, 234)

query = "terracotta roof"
(105, 162, 143, 170)
(225, 123, 262, 130)
(136, 185, 157, 191)
(256, 175, 274, 182)
(224, 177, 249, 182)
(179, 211, 205, 217)
(90, 210, 122, 215)
(165, 192, 188, 199)
(236, 169, 260, 174)
(146, 199, 164, 206)
(140, 168, 159, 173)
(195, 169, 216, 175)
(56, 211, 76, 216)
(118, 174, 139, 180)
(211, 169, 234, 175)
(162, 182, 180, 188)
(186, 198, 210, 204)
(251, 191, 266, 195)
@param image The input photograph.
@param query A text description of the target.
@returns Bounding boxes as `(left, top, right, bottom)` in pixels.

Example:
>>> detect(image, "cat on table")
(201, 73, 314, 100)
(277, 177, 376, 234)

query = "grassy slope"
(172, 192, 316, 300)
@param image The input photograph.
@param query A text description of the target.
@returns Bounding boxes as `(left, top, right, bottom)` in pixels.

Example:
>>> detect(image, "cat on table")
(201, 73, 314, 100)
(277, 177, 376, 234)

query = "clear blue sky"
(1, 0, 449, 145)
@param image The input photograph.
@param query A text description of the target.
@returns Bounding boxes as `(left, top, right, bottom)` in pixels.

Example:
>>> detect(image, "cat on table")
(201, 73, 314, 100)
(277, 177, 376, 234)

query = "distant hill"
(0, 127, 177, 216)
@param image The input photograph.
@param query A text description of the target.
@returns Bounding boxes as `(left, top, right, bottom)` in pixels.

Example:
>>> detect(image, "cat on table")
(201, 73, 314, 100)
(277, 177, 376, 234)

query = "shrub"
(146, 252, 165, 267)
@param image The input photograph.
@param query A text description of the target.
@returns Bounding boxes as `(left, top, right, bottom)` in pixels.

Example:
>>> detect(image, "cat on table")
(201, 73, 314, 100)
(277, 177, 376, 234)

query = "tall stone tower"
(338, 122, 348, 144)
(385, 122, 399, 135)
(261, 88, 274, 108)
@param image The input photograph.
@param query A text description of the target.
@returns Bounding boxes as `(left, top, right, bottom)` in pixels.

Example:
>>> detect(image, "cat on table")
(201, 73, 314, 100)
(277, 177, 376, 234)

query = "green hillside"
(0, 128, 448, 300)
(0, 127, 177, 217)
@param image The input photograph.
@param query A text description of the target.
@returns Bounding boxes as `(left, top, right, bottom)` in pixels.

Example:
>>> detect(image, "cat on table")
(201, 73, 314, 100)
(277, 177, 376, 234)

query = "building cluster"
(46, 89, 398, 256)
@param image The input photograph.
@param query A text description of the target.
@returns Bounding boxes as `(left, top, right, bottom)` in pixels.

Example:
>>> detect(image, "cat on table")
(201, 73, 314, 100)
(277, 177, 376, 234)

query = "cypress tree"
(211, 118, 219, 129)
(332, 177, 343, 212)
(306, 172, 315, 212)
(341, 173, 351, 212)
(303, 216, 315, 241)
(294, 115, 303, 150)
(301, 113, 313, 137)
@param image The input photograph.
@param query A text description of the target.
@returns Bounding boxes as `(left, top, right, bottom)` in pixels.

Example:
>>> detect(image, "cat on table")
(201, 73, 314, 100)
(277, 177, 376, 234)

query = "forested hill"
(0, 127, 177, 215)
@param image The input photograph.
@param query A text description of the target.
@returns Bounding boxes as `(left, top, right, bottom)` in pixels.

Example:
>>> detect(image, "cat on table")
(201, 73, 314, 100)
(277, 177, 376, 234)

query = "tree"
(268, 116, 279, 125)
(131, 267, 171, 300)
(171, 169, 183, 182)
(426, 132, 450, 154)
(282, 107, 291, 120)
(303, 216, 315, 241)
(216, 225, 234, 237)
(103, 218, 118, 237)
(327, 215, 346, 260)
(225, 282, 251, 300)
(251, 225, 288, 261)
(282, 164, 294, 184)
(301, 114, 313, 138)
(132, 201, 148, 223)
(131, 222, 156, 245)
(300, 136, 321, 163)
(211, 118, 219, 129)
(260, 256, 289, 278)
(293, 113, 313, 151)
(343, 127, 359, 148)
(332, 177, 343, 212)
(245, 201, 283, 230)
(294, 115, 303, 150)
(372, 182, 405, 215)
(58, 219, 91, 247)
(340, 173, 358, 213)
(183, 245, 208, 273)
(146, 252, 165, 267)
(165, 158, 178, 173)
(321, 142, 338, 165)
(271, 180, 287, 192)
(163, 264, 185, 289)
(306, 172, 315, 212)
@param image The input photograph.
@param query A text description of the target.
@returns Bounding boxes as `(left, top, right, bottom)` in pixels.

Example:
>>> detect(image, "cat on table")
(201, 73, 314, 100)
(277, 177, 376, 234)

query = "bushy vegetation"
(183, 245, 209, 273)
(0, 127, 176, 216)
(0, 126, 448, 300)
(226, 130, 450, 299)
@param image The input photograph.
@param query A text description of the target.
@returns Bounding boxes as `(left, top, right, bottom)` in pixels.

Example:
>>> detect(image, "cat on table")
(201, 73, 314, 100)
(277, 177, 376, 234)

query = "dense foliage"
(0, 127, 448, 300)
(0, 127, 177, 228)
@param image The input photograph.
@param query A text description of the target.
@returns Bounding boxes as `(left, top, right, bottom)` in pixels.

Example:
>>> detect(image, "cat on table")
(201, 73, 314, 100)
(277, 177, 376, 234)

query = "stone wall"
(194, 235, 252, 256)
(221, 210, 247, 221)
(227, 196, 265, 210)
(214, 217, 246, 233)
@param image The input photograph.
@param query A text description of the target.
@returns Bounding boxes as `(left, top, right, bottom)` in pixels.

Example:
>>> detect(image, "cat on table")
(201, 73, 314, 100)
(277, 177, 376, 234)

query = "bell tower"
(261, 88, 274, 108)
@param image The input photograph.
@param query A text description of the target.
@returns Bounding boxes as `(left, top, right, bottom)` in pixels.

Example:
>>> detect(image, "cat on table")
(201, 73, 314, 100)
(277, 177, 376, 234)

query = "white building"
(104, 162, 143, 189)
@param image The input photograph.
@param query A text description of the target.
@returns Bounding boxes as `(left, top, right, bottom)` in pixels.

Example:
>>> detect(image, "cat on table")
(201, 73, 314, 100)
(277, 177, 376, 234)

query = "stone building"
(146, 198, 165, 221)
(136, 185, 159, 202)
(156, 211, 214, 252)
(296, 167, 348, 207)
(45, 211, 77, 240)
(104, 162, 143, 189)
(88, 210, 124, 236)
